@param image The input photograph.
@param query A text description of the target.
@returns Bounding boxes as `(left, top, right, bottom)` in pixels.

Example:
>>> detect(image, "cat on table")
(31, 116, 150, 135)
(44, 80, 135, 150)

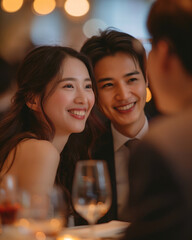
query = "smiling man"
(80, 29, 149, 222)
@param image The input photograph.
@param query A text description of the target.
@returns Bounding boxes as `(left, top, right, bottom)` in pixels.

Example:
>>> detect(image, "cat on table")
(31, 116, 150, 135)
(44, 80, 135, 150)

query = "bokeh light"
(64, 0, 90, 17)
(146, 87, 152, 102)
(83, 18, 108, 38)
(1, 0, 23, 13)
(33, 0, 56, 15)
(35, 231, 46, 240)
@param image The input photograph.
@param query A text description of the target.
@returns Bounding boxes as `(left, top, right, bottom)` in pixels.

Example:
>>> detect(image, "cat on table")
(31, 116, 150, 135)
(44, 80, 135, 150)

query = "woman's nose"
(74, 89, 87, 104)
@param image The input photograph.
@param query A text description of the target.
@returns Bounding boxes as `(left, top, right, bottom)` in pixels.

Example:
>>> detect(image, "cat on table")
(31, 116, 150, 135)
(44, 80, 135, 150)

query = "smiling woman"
(0, 46, 96, 201)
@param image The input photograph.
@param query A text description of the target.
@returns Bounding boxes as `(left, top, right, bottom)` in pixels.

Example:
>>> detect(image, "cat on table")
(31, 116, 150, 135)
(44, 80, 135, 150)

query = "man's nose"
(115, 83, 130, 101)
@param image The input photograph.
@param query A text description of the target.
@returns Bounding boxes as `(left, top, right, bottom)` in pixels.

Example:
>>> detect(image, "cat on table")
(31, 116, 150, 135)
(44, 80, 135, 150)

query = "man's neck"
(111, 117, 149, 152)
(113, 114, 147, 138)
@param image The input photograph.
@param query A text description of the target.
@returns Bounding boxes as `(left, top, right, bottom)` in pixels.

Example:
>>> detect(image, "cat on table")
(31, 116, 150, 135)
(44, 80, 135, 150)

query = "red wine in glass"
(0, 200, 21, 225)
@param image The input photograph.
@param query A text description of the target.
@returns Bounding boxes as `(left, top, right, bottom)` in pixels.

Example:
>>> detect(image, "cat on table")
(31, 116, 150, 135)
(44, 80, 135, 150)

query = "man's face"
(94, 52, 147, 136)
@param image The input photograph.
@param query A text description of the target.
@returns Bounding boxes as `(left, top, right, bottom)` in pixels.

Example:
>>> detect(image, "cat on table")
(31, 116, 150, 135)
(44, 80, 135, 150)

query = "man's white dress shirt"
(111, 118, 149, 220)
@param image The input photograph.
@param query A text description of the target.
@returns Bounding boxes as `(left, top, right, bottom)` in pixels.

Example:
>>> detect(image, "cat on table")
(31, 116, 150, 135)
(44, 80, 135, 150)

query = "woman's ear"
(26, 95, 41, 111)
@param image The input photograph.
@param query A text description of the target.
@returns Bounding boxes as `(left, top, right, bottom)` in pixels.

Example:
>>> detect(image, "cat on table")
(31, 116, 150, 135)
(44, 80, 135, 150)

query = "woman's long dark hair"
(0, 46, 99, 182)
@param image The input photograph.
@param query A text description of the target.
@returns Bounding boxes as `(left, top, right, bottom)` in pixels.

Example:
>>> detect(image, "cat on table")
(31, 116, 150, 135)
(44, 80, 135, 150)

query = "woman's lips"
(68, 109, 87, 119)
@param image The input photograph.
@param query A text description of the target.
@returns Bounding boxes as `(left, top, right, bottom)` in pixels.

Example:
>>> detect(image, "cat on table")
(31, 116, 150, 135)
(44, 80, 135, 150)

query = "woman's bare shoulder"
(17, 138, 59, 157)
(7, 139, 60, 173)
(6, 139, 60, 194)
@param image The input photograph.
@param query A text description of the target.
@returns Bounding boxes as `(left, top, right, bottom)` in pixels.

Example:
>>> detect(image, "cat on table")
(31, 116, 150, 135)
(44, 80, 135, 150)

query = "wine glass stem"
(88, 222, 98, 240)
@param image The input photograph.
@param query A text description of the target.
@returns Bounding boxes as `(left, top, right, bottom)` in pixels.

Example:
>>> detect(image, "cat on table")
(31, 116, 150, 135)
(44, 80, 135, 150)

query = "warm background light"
(35, 231, 46, 240)
(146, 87, 152, 102)
(64, 0, 90, 17)
(57, 234, 79, 240)
(33, 0, 56, 15)
(83, 18, 108, 38)
(1, 0, 23, 13)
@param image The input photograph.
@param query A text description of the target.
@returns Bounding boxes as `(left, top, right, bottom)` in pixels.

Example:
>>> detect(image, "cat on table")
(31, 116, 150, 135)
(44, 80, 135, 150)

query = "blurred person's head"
(81, 29, 148, 137)
(147, 0, 192, 114)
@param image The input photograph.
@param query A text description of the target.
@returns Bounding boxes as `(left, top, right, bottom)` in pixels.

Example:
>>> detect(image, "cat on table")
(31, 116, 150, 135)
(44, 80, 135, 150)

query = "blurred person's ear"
(155, 40, 171, 71)
(157, 40, 185, 77)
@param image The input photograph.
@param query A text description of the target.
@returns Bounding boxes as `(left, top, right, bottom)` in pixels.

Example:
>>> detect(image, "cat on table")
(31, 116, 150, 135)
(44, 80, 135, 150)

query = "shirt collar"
(111, 117, 149, 151)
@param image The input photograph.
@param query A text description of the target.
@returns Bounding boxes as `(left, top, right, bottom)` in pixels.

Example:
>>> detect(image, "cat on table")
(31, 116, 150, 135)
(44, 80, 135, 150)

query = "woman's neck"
(52, 134, 70, 153)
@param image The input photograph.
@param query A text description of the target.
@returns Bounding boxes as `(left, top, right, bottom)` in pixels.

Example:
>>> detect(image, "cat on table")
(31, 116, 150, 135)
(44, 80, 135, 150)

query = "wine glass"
(72, 160, 112, 231)
(17, 186, 67, 238)
(0, 174, 20, 226)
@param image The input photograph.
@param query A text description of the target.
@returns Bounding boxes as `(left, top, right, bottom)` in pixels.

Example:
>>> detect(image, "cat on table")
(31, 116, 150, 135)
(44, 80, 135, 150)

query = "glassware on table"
(72, 160, 112, 227)
(17, 186, 67, 238)
(0, 174, 20, 226)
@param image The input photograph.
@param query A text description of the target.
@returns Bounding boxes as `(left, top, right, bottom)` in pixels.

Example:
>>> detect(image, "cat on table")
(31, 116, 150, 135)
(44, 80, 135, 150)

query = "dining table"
(0, 220, 130, 240)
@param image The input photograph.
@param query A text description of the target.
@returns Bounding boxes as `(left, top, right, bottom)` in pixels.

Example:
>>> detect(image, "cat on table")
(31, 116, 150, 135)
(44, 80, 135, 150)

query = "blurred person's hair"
(147, 0, 192, 74)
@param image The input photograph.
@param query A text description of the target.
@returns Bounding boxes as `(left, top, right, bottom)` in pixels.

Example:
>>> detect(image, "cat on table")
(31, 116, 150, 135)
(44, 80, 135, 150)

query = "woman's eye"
(101, 83, 113, 88)
(85, 84, 93, 89)
(63, 84, 73, 88)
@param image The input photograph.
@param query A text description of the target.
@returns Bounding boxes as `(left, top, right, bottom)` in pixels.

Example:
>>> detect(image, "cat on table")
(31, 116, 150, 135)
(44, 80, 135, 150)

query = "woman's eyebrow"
(58, 77, 91, 83)
(59, 78, 76, 82)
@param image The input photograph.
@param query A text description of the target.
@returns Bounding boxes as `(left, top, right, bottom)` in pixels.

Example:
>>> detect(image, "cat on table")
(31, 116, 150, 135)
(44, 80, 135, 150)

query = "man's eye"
(101, 83, 113, 88)
(128, 78, 137, 82)
(63, 84, 73, 88)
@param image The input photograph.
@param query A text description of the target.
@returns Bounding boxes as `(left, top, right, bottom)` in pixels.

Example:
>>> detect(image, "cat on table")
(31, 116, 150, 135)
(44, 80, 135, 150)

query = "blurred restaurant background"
(0, 0, 157, 118)
(0, 0, 155, 55)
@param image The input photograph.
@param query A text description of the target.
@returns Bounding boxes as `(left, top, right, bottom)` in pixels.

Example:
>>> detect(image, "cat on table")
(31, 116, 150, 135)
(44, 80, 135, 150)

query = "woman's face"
(43, 56, 95, 136)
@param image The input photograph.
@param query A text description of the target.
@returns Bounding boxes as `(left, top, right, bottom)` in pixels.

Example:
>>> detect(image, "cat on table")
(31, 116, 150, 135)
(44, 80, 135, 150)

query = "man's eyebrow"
(123, 71, 140, 78)
(97, 70, 140, 83)
(97, 77, 113, 83)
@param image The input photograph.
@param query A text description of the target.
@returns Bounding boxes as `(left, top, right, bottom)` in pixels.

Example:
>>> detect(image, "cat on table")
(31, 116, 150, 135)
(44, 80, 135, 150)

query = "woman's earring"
(146, 87, 152, 102)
